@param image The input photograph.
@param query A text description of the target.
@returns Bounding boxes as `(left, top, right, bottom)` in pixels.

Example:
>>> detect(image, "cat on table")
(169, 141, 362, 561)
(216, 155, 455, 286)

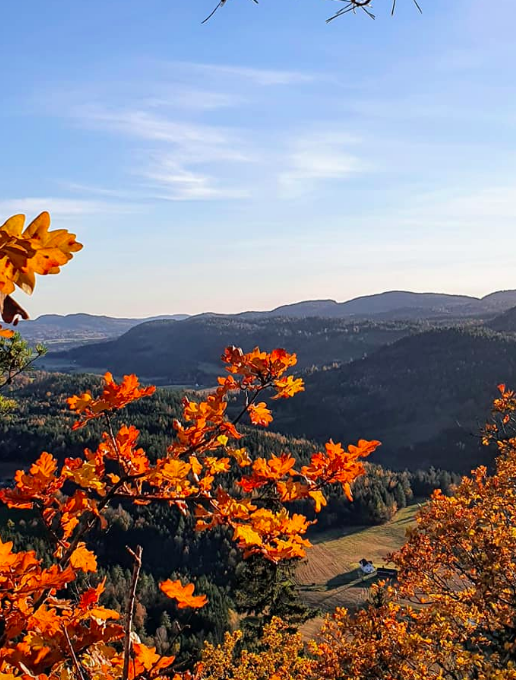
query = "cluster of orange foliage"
(0, 331, 379, 677)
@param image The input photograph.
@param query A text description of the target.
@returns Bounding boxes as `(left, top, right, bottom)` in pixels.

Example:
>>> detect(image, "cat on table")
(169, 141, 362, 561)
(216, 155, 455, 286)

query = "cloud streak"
(71, 105, 253, 200)
(279, 132, 365, 197)
(166, 61, 315, 86)
(0, 197, 141, 219)
(141, 158, 250, 201)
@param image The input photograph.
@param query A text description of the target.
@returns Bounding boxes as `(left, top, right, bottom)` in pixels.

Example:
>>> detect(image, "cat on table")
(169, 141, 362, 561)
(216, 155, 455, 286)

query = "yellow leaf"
(233, 524, 263, 547)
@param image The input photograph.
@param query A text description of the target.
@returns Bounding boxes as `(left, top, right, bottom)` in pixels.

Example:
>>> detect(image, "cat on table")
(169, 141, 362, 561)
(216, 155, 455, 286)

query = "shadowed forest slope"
(271, 327, 516, 471)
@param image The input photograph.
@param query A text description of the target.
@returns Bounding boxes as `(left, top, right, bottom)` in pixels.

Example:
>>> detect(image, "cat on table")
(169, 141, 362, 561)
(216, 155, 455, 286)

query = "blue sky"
(1, 0, 515, 318)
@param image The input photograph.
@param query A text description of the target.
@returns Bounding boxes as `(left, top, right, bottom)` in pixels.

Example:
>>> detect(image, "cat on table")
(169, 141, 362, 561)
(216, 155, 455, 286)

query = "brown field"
(297, 503, 421, 638)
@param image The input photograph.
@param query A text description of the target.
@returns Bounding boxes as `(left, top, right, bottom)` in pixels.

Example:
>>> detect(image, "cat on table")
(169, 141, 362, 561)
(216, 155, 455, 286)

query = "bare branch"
(202, 0, 227, 24)
(203, 0, 258, 24)
(327, 0, 422, 23)
(122, 545, 143, 680)
(62, 625, 88, 680)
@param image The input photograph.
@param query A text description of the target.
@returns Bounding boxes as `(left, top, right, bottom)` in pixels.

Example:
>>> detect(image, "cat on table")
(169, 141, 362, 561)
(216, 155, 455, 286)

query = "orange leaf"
(133, 643, 175, 674)
(273, 375, 305, 400)
(70, 542, 97, 573)
(30, 451, 58, 480)
(159, 579, 208, 609)
(248, 402, 273, 427)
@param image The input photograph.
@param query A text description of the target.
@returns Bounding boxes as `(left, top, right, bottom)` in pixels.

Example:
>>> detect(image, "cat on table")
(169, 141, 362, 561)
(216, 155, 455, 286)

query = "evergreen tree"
(234, 555, 315, 648)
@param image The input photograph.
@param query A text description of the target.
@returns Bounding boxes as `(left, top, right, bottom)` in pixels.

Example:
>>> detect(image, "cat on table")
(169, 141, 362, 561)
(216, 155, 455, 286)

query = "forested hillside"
(38, 321, 516, 474)
(270, 327, 516, 472)
(55, 316, 423, 384)
(487, 305, 516, 333)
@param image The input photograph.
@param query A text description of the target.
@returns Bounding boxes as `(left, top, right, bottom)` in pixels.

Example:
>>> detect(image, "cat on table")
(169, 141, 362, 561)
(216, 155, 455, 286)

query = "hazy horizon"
(21, 285, 516, 321)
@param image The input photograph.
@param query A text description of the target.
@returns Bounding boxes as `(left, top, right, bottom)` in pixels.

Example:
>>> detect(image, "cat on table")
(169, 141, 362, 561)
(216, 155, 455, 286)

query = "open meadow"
(297, 503, 420, 638)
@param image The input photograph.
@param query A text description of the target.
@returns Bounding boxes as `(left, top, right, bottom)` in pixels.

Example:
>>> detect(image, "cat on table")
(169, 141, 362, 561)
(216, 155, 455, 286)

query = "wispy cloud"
(77, 107, 246, 157)
(58, 182, 137, 200)
(141, 157, 250, 201)
(279, 132, 365, 197)
(72, 106, 253, 200)
(144, 88, 244, 111)
(166, 61, 315, 86)
(0, 197, 141, 219)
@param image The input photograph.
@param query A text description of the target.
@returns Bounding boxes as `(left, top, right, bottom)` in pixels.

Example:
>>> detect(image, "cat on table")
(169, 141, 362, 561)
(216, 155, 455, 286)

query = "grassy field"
(297, 503, 420, 638)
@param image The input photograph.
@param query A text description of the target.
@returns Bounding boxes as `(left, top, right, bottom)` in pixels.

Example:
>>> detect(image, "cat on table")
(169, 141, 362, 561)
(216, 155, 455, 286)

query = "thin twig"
(327, 3, 360, 23)
(62, 624, 88, 680)
(203, 0, 258, 23)
(202, 0, 226, 24)
(122, 545, 143, 680)
(361, 5, 376, 19)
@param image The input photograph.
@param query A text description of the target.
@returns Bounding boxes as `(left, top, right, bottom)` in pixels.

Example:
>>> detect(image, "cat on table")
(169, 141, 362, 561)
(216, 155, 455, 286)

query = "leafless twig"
(203, 0, 258, 24)
(202, 0, 227, 24)
(63, 625, 88, 680)
(122, 545, 143, 680)
(327, 0, 376, 23)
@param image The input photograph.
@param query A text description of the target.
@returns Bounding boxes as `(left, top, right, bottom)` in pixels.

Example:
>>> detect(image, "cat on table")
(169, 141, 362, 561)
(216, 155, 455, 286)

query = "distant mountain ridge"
(28, 312, 189, 329)
(20, 289, 516, 338)
(18, 289, 516, 351)
(239, 290, 516, 321)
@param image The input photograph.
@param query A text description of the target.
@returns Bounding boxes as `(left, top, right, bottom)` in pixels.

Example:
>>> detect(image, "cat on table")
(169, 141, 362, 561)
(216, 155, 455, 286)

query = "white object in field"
(358, 558, 375, 575)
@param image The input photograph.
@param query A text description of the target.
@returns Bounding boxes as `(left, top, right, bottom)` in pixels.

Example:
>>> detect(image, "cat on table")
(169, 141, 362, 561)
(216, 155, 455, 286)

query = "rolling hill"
(44, 321, 515, 473)
(480, 290, 516, 312)
(239, 289, 516, 321)
(53, 316, 423, 384)
(271, 326, 516, 472)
